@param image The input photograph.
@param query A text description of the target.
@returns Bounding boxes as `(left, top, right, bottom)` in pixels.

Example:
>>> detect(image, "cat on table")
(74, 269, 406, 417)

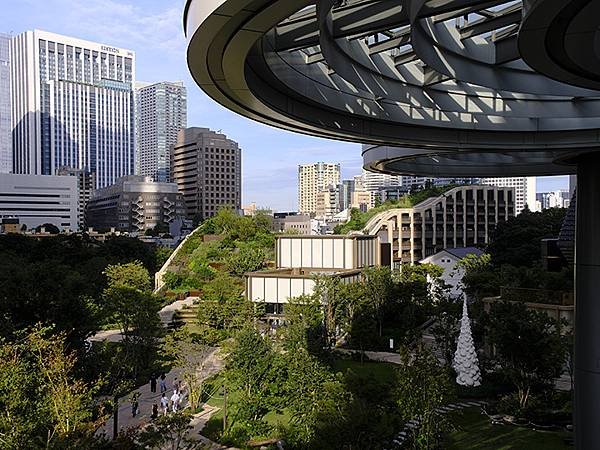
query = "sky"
(3, 0, 568, 211)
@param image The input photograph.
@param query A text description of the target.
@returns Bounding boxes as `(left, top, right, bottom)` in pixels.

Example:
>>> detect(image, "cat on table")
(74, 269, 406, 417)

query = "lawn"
(329, 358, 397, 384)
(446, 408, 572, 450)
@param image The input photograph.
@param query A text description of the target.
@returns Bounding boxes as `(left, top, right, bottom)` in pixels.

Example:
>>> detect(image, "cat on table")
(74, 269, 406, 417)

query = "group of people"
(131, 372, 188, 419)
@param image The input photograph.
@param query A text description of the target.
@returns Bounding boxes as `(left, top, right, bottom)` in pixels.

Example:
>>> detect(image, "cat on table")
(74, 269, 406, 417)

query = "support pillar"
(575, 153, 600, 449)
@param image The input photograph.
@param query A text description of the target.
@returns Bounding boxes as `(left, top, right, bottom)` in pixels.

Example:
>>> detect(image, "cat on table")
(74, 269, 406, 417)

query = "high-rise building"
(10, 30, 135, 188)
(298, 162, 340, 215)
(170, 127, 242, 221)
(86, 175, 186, 232)
(479, 177, 537, 214)
(0, 33, 11, 173)
(57, 167, 95, 230)
(339, 179, 355, 211)
(135, 81, 187, 182)
(0, 173, 78, 231)
(362, 168, 401, 191)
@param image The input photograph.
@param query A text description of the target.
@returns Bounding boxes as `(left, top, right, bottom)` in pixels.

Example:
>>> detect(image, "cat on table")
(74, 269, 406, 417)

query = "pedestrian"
(131, 393, 139, 418)
(170, 391, 180, 413)
(160, 393, 169, 415)
(151, 402, 159, 419)
(159, 372, 167, 393)
(173, 377, 179, 393)
(150, 373, 157, 393)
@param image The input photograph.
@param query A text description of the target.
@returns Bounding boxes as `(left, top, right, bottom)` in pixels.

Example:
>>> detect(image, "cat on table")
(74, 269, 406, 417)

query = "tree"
(486, 301, 565, 411)
(137, 411, 200, 450)
(363, 266, 394, 337)
(104, 261, 151, 292)
(35, 223, 60, 234)
(487, 208, 567, 267)
(162, 330, 212, 412)
(453, 298, 481, 386)
(283, 294, 325, 354)
(395, 345, 455, 450)
(226, 242, 266, 276)
(0, 327, 104, 449)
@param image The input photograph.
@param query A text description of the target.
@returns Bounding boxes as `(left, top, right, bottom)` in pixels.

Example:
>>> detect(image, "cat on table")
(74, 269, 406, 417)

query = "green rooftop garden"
(334, 184, 460, 234)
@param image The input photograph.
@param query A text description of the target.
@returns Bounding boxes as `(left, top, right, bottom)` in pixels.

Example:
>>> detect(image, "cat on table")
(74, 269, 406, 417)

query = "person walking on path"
(172, 377, 180, 394)
(151, 403, 158, 419)
(160, 393, 169, 416)
(170, 391, 180, 413)
(131, 392, 140, 418)
(159, 373, 167, 393)
(150, 373, 157, 394)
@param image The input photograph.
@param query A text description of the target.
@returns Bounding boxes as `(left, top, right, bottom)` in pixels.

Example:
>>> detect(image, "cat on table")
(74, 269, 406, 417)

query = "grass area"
(446, 408, 571, 450)
(329, 358, 397, 385)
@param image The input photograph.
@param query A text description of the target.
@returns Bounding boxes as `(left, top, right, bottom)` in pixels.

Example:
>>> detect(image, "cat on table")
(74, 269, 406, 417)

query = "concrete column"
(575, 153, 600, 449)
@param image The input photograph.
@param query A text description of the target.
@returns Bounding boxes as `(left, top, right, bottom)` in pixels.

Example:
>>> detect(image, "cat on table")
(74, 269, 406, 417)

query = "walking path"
(90, 296, 198, 343)
(98, 346, 224, 437)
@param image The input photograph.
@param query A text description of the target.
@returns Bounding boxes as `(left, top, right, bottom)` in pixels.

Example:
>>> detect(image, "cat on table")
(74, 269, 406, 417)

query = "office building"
(480, 177, 537, 214)
(135, 81, 187, 182)
(10, 30, 135, 187)
(57, 167, 95, 230)
(86, 175, 185, 232)
(298, 162, 340, 215)
(362, 168, 401, 191)
(0, 173, 78, 231)
(0, 33, 11, 174)
(364, 185, 515, 265)
(170, 127, 241, 221)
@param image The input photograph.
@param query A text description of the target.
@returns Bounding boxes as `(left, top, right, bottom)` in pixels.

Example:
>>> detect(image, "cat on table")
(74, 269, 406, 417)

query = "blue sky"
(3, 0, 568, 210)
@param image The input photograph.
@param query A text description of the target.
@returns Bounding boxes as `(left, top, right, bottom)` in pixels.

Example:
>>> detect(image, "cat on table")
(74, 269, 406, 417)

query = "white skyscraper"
(135, 81, 187, 181)
(298, 162, 340, 214)
(0, 33, 11, 173)
(362, 168, 401, 191)
(10, 30, 135, 188)
(480, 177, 537, 214)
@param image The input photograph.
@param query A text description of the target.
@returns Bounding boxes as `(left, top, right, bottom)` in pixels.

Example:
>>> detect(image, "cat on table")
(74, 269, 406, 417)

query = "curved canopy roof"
(184, 0, 600, 176)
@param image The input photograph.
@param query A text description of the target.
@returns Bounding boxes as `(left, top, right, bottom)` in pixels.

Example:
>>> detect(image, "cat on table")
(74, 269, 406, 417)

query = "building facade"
(245, 235, 379, 315)
(480, 177, 536, 215)
(362, 168, 401, 191)
(170, 127, 241, 221)
(0, 173, 78, 231)
(0, 33, 11, 174)
(10, 30, 135, 188)
(272, 212, 311, 235)
(364, 185, 515, 265)
(86, 175, 185, 232)
(315, 185, 341, 219)
(298, 162, 340, 215)
(537, 190, 571, 210)
(135, 81, 187, 182)
(57, 167, 95, 230)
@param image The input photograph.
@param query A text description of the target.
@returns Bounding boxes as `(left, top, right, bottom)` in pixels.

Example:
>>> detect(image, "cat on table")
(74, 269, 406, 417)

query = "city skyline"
(2, 0, 567, 210)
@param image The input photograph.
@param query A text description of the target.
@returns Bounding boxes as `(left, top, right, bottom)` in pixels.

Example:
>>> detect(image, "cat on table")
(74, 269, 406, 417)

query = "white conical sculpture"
(453, 297, 482, 387)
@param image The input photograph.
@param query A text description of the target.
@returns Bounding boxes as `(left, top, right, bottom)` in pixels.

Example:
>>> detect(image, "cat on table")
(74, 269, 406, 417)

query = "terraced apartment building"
(364, 185, 515, 265)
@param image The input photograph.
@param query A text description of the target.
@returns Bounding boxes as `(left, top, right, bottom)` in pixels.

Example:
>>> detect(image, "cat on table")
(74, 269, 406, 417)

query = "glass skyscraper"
(10, 30, 135, 188)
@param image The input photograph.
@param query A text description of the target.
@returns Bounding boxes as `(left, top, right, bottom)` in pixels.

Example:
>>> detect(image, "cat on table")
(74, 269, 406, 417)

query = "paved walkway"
(98, 347, 224, 437)
(90, 296, 198, 343)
